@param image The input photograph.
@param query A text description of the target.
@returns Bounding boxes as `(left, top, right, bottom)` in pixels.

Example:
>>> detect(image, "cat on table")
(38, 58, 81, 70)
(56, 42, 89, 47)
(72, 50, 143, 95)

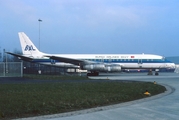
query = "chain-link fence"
(0, 62, 23, 77)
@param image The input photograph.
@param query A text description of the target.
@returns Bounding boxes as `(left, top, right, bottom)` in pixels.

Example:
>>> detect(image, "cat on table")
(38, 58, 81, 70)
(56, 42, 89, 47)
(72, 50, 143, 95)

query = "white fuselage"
(31, 53, 175, 70)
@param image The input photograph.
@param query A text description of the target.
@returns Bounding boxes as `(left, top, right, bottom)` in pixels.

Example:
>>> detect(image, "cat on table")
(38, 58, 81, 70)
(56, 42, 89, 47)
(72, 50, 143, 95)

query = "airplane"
(7, 32, 176, 76)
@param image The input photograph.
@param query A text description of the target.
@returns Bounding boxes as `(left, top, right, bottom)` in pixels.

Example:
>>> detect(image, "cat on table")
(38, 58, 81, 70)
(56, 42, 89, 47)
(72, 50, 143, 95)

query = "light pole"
(38, 19, 42, 50)
(0, 47, 1, 62)
(38, 19, 42, 74)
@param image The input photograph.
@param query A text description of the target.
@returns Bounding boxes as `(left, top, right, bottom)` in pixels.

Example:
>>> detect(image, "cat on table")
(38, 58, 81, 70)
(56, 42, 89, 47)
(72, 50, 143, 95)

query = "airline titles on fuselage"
(95, 55, 134, 59)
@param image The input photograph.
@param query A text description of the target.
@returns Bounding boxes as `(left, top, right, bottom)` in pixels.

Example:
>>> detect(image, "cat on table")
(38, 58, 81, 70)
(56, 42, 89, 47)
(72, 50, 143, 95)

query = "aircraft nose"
(167, 63, 176, 69)
(172, 64, 176, 69)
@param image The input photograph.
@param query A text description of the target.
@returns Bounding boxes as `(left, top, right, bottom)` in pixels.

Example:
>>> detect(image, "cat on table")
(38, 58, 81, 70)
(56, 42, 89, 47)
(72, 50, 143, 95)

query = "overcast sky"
(1, 0, 179, 57)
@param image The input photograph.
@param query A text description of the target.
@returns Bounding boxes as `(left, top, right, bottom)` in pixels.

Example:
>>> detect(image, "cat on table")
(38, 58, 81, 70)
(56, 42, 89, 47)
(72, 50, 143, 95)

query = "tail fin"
(18, 32, 42, 57)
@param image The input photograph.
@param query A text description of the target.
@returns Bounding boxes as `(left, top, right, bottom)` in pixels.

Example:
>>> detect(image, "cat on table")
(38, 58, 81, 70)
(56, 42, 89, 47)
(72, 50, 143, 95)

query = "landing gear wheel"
(148, 69, 153, 75)
(87, 72, 99, 76)
(155, 69, 159, 76)
(155, 72, 159, 76)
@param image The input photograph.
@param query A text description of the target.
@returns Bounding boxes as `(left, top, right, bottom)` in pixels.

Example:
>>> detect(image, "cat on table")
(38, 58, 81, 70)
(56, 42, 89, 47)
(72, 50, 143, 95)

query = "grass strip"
(23, 74, 88, 80)
(0, 82, 166, 119)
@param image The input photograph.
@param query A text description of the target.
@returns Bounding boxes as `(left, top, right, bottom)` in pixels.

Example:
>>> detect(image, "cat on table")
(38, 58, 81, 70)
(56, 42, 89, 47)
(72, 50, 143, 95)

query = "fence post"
(21, 62, 23, 77)
(3, 62, 5, 77)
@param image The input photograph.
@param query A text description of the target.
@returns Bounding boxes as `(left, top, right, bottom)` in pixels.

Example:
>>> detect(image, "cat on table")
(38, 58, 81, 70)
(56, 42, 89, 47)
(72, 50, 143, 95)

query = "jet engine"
(82, 64, 121, 72)
(104, 65, 121, 72)
(82, 64, 105, 71)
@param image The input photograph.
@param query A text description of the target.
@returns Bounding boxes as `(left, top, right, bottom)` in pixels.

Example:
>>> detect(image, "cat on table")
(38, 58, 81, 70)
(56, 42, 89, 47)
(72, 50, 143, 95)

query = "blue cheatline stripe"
(31, 58, 173, 64)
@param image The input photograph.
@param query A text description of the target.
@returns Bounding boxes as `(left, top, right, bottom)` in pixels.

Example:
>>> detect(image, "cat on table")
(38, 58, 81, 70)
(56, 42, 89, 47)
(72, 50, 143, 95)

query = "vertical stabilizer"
(18, 32, 41, 57)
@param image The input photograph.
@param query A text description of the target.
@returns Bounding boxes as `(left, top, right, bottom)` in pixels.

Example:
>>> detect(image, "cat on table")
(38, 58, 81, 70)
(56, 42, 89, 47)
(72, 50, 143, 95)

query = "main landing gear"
(148, 69, 159, 76)
(87, 71, 99, 76)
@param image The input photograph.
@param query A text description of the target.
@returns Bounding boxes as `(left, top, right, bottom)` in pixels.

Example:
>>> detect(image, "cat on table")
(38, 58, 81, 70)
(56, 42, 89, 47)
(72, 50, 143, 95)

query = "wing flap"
(46, 55, 84, 66)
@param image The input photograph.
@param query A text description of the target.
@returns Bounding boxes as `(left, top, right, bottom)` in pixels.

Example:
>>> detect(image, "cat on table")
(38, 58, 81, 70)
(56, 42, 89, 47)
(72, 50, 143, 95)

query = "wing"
(6, 52, 33, 61)
(46, 55, 86, 66)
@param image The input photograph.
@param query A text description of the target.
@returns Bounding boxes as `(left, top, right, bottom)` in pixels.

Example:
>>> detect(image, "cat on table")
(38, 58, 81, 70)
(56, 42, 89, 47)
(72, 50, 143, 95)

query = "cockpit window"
(162, 57, 165, 61)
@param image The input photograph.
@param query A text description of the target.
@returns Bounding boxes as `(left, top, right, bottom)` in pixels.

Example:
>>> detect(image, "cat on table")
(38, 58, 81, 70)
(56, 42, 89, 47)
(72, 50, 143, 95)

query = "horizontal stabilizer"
(6, 52, 34, 61)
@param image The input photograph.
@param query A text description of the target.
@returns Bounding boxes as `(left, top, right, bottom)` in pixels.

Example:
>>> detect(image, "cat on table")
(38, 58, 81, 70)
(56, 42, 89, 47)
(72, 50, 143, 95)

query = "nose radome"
(169, 63, 176, 68)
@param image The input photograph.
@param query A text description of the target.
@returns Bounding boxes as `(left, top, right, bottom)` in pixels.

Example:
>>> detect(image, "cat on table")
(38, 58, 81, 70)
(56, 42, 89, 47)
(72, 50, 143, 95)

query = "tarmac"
(16, 72, 179, 120)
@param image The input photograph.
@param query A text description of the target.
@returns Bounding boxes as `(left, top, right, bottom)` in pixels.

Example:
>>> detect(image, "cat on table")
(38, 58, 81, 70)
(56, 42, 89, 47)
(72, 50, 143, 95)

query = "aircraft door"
(101, 58, 104, 63)
(51, 59, 56, 64)
(138, 56, 143, 68)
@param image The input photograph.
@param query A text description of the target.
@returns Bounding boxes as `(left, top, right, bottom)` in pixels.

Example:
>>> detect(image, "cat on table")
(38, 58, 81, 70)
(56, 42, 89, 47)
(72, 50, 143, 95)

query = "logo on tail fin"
(25, 45, 36, 51)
